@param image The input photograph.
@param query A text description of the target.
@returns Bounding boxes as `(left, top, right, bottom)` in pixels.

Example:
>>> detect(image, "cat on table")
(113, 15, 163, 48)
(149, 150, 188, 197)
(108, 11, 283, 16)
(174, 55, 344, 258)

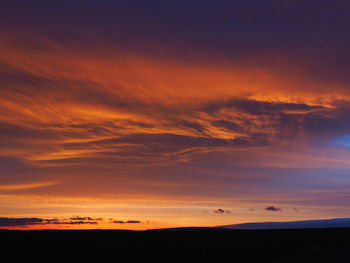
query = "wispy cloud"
(0, 217, 43, 227)
(0, 216, 143, 228)
(0, 181, 58, 191)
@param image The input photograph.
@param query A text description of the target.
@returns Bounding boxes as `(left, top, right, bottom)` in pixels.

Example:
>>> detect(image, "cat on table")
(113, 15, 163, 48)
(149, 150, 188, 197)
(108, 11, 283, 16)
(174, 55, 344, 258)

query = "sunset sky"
(1, 0, 350, 229)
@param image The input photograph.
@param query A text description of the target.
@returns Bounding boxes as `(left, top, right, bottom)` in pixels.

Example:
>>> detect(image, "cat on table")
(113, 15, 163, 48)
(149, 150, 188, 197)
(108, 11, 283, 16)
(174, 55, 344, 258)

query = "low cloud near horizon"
(265, 206, 282, 212)
(0, 217, 142, 227)
(214, 209, 231, 214)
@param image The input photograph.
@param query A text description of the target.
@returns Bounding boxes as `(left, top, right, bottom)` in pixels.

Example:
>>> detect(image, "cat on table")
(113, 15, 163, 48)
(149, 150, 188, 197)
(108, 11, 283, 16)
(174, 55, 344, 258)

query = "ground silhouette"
(1, 228, 349, 262)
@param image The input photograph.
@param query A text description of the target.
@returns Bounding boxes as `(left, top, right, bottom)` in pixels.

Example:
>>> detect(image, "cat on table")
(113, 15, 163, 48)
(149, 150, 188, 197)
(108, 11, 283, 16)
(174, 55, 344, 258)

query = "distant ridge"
(147, 227, 227, 231)
(218, 218, 350, 230)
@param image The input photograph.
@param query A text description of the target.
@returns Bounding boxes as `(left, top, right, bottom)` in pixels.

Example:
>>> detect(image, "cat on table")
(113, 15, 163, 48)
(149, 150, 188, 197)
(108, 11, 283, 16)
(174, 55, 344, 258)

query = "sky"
(1, 0, 350, 230)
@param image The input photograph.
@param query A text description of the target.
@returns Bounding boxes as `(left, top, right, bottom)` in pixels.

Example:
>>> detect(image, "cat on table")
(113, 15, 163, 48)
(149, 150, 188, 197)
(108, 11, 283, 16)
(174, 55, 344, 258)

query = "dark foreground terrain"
(2, 228, 350, 262)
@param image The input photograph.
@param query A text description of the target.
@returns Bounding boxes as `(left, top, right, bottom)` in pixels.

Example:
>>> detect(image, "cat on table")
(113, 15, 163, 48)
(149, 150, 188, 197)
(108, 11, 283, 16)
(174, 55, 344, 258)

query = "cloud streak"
(0, 182, 58, 191)
(265, 206, 282, 212)
(0, 217, 142, 228)
(0, 217, 43, 227)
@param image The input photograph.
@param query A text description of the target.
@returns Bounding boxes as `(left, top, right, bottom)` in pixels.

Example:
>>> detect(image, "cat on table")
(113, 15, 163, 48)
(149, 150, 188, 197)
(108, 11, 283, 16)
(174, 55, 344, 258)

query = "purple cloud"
(265, 206, 282, 212)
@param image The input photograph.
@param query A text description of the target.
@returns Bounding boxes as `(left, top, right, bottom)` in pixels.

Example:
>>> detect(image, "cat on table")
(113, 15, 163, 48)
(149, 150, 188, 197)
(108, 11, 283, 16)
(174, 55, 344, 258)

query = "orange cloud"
(0, 181, 58, 191)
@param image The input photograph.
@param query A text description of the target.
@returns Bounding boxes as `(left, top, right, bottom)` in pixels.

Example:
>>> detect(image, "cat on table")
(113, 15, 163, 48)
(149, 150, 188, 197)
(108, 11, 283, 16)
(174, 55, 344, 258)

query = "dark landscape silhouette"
(0, 219, 350, 263)
(219, 217, 350, 229)
(2, 224, 350, 263)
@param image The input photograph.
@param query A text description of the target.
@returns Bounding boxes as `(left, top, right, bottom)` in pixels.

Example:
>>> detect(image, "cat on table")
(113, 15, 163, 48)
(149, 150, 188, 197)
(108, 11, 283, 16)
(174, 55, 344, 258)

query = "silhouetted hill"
(1, 228, 350, 262)
(146, 226, 226, 231)
(219, 217, 350, 229)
